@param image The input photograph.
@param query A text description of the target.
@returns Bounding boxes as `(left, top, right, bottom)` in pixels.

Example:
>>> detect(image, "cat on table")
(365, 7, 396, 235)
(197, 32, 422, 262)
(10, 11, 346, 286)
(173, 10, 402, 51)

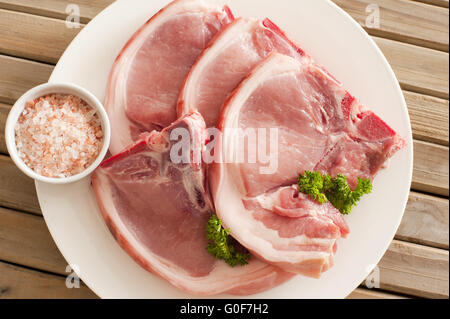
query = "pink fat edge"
(262, 18, 306, 57)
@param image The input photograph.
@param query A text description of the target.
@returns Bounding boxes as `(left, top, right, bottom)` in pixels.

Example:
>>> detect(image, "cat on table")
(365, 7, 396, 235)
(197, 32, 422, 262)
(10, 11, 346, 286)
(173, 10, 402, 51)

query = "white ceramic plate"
(36, 0, 413, 298)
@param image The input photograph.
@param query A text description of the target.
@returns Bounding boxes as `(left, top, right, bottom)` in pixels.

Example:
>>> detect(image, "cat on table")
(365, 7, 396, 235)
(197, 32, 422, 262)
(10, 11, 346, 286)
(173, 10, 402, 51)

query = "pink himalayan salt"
(15, 93, 103, 178)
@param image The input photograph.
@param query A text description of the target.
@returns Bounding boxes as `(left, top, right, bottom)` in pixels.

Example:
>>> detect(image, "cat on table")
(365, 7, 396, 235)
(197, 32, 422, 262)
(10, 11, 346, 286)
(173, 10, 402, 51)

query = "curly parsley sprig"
(206, 214, 250, 267)
(298, 171, 372, 215)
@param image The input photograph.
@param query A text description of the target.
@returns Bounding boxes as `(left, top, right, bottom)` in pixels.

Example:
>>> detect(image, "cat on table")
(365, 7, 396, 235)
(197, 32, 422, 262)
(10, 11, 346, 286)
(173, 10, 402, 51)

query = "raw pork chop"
(91, 112, 293, 295)
(210, 53, 405, 277)
(178, 17, 310, 128)
(105, 0, 233, 155)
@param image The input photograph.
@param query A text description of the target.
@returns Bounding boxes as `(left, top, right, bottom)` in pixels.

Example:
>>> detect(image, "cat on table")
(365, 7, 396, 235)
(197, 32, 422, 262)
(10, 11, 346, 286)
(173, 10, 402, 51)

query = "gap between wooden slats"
(0, 9, 82, 64)
(0, 260, 97, 299)
(0, 55, 53, 105)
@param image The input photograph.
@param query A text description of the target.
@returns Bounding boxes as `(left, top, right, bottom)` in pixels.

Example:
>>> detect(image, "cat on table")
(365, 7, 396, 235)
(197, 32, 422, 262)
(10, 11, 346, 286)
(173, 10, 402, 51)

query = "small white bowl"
(5, 82, 111, 184)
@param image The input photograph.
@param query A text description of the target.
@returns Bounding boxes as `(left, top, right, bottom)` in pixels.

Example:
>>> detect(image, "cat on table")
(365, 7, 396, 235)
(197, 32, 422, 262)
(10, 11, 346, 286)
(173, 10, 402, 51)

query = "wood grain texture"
(0, 261, 97, 299)
(333, 0, 449, 52)
(0, 54, 53, 105)
(376, 240, 449, 298)
(412, 140, 449, 196)
(0, 207, 67, 274)
(0, 155, 41, 215)
(374, 37, 449, 99)
(0, 9, 82, 64)
(347, 288, 408, 299)
(0, 0, 114, 24)
(413, 0, 449, 8)
(405, 91, 449, 146)
(397, 191, 449, 249)
(0, 103, 9, 154)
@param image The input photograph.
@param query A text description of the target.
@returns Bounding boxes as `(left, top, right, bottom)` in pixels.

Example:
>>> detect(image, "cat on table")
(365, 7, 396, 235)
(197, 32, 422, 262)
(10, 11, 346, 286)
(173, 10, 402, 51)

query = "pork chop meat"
(210, 53, 405, 277)
(105, 0, 233, 155)
(92, 111, 293, 295)
(178, 17, 310, 128)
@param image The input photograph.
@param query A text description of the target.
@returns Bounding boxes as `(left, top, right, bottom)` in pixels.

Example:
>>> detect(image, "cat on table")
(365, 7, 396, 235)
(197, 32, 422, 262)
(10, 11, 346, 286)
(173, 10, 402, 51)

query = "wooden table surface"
(0, 0, 448, 299)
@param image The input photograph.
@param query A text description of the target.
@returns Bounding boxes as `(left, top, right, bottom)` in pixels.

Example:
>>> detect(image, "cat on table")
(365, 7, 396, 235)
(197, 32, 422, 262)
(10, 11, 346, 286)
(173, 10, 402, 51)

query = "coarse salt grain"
(15, 94, 103, 178)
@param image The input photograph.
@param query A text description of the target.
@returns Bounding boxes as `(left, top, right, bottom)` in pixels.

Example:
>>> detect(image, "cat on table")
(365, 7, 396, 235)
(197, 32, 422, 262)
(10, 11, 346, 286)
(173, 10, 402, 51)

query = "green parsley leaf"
(297, 171, 329, 204)
(298, 171, 372, 215)
(206, 214, 250, 267)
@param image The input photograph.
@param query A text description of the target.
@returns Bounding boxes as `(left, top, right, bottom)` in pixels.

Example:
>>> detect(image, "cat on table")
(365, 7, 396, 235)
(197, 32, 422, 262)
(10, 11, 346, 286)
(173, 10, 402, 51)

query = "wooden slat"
(0, 155, 41, 215)
(0, 0, 113, 24)
(0, 103, 9, 154)
(412, 140, 449, 196)
(405, 91, 449, 146)
(397, 191, 449, 249)
(0, 207, 67, 275)
(376, 240, 449, 298)
(0, 261, 97, 299)
(413, 0, 449, 8)
(0, 9, 82, 64)
(347, 288, 408, 299)
(0, 54, 52, 105)
(334, 0, 449, 52)
(374, 37, 449, 99)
